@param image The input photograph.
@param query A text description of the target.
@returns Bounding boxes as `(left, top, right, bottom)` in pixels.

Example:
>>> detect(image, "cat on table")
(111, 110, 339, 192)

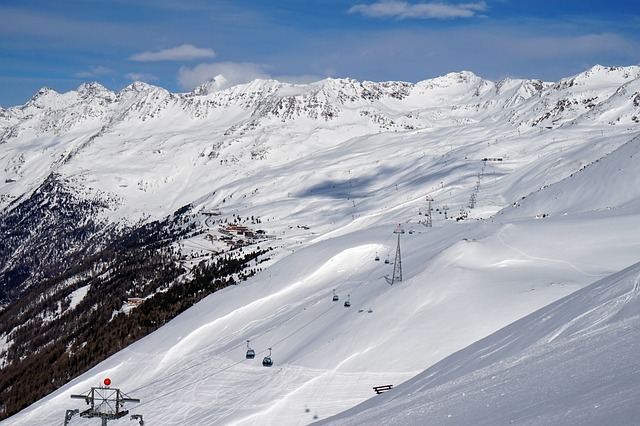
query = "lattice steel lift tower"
(66, 378, 143, 425)
(391, 224, 405, 285)
(424, 195, 433, 227)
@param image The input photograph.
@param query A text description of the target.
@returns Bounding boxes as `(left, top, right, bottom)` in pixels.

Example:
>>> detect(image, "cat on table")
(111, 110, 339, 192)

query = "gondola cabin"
(332, 289, 339, 302)
(263, 348, 273, 367)
(344, 295, 351, 307)
(246, 340, 255, 359)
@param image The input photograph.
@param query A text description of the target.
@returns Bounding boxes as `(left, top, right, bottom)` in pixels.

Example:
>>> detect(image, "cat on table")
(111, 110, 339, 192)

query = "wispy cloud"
(177, 62, 270, 91)
(125, 72, 159, 83)
(75, 66, 114, 78)
(130, 44, 216, 62)
(348, 1, 487, 19)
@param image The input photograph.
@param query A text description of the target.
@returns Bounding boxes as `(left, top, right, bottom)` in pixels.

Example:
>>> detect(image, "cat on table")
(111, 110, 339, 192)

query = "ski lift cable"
(59, 225, 403, 416)
(127, 272, 345, 390)
(132, 341, 286, 414)
(118, 280, 384, 408)
(126, 325, 272, 393)
(330, 227, 396, 299)
(260, 278, 357, 351)
(131, 249, 391, 396)
(263, 223, 427, 356)
(120, 226, 400, 397)
(268, 297, 341, 350)
(267, 232, 398, 351)
(127, 287, 333, 394)
(150, 325, 292, 393)
(134, 355, 251, 409)
(127, 349, 249, 394)
(342, 227, 398, 297)
(127, 290, 325, 394)
(259, 225, 399, 349)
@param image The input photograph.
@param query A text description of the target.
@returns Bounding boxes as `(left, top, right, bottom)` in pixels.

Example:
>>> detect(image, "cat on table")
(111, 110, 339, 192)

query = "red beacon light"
(103, 377, 112, 387)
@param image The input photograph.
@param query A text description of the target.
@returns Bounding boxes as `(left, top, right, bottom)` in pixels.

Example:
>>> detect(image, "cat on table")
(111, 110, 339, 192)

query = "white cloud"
(125, 72, 159, 82)
(75, 66, 113, 78)
(177, 62, 271, 91)
(130, 44, 216, 62)
(348, 1, 487, 19)
(273, 73, 326, 85)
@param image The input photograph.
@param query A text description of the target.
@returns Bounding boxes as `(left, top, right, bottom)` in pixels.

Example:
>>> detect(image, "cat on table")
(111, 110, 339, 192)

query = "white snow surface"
(2, 65, 640, 425)
(318, 260, 640, 426)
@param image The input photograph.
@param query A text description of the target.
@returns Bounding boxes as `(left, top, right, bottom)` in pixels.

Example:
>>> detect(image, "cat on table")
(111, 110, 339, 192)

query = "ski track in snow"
(496, 224, 609, 278)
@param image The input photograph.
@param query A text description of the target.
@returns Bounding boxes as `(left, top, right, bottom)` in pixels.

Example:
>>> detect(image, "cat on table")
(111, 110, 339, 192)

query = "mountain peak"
(119, 81, 162, 95)
(556, 64, 640, 90)
(76, 82, 111, 96)
(24, 86, 60, 108)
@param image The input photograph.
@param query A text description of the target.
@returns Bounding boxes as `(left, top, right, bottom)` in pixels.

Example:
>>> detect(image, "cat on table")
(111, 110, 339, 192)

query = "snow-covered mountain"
(319, 259, 640, 425)
(1, 64, 640, 425)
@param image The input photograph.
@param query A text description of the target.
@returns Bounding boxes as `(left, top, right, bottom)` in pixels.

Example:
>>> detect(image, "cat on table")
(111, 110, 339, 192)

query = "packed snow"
(318, 260, 640, 425)
(1, 65, 640, 425)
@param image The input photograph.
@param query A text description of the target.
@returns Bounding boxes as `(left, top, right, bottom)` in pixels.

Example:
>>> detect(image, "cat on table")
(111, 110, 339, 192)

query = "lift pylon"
(424, 195, 433, 227)
(67, 378, 142, 426)
(391, 224, 404, 285)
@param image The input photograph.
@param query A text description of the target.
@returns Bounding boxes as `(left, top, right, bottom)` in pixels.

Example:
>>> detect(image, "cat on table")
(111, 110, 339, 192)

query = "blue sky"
(1, 0, 639, 108)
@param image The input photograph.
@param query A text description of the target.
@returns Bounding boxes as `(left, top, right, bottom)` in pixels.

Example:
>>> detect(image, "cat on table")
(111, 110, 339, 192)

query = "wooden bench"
(373, 384, 393, 394)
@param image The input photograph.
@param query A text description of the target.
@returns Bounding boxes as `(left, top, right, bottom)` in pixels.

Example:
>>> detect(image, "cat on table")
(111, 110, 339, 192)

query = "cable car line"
(134, 355, 251, 410)
(118, 225, 402, 404)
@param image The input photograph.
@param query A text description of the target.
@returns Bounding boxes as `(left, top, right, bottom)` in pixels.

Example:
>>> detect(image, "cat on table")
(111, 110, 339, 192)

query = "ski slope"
(319, 260, 640, 426)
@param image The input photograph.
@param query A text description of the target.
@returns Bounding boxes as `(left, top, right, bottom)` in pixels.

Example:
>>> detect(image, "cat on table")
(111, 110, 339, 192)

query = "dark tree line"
(0, 173, 111, 305)
(0, 174, 272, 420)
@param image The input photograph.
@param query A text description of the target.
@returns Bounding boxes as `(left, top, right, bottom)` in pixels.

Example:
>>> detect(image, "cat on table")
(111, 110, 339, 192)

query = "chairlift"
(245, 340, 255, 360)
(262, 348, 273, 367)
(344, 295, 351, 308)
(332, 289, 339, 302)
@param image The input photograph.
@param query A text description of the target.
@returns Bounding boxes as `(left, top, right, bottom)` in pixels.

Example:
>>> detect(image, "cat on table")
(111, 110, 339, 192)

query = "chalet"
(126, 297, 143, 307)
(225, 224, 251, 235)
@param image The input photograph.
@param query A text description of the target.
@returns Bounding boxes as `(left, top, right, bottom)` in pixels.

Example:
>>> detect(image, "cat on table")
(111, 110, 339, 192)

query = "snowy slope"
(1, 65, 640, 425)
(318, 260, 640, 426)
(6, 191, 640, 426)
